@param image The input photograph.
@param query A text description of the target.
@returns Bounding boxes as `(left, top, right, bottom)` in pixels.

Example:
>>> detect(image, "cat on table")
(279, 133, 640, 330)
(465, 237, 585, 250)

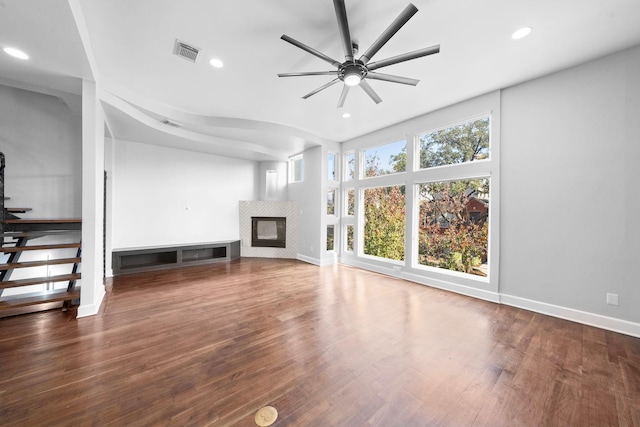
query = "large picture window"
(340, 92, 498, 288)
(363, 185, 405, 261)
(417, 178, 489, 276)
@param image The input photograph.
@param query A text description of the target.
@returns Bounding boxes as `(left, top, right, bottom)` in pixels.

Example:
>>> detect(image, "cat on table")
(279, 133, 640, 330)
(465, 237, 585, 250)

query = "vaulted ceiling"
(2, 0, 640, 161)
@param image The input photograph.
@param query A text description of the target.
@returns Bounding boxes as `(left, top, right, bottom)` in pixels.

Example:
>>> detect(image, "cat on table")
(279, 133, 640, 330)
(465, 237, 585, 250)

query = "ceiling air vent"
(173, 40, 201, 63)
(160, 119, 183, 128)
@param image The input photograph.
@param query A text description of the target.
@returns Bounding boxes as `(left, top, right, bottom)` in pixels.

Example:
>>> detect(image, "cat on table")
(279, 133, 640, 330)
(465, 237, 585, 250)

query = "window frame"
(289, 153, 304, 183)
(339, 91, 500, 294)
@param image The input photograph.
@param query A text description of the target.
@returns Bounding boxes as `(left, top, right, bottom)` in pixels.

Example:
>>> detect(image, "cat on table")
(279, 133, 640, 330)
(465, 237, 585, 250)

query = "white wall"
(0, 84, 82, 217)
(500, 45, 640, 326)
(288, 146, 323, 264)
(111, 140, 258, 249)
(258, 161, 287, 201)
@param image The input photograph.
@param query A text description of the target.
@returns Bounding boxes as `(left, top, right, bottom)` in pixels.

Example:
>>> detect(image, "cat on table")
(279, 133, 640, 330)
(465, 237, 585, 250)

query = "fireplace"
(251, 217, 286, 248)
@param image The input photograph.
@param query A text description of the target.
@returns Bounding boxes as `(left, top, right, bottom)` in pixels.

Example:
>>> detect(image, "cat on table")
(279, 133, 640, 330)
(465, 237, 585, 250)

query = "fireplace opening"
(251, 217, 286, 248)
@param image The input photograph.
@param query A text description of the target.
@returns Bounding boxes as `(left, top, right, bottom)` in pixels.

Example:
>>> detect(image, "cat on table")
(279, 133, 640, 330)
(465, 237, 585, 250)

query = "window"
(418, 117, 490, 169)
(345, 188, 355, 216)
(363, 185, 405, 261)
(326, 225, 335, 251)
(327, 189, 336, 216)
(327, 152, 337, 181)
(362, 140, 406, 178)
(341, 91, 498, 286)
(345, 225, 354, 252)
(417, 178, 489, 276)
(344, 151, 355, 181)
(290, 154, 303, 182)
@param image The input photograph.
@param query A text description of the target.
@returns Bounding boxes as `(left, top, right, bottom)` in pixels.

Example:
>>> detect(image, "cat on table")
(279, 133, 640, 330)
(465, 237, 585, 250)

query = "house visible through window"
(417, 178, 489, 276)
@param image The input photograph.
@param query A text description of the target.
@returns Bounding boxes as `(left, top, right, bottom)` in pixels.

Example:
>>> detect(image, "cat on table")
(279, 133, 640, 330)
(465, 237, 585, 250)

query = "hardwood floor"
(1, 258, 639, 426)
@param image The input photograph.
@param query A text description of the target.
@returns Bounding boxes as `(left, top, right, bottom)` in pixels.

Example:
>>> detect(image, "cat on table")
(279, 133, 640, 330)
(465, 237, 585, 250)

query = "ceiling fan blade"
(337, 85, 350, 108)
(333, 0, 354, 62)
(366, 72, 419, 86)
(360, 3, 418, 64)
(359, 80, 382, 104)
(302, 78, 341, 99)
(278, 71, 338, 77)
(367, 45, 440, 71)
(281, 35, 342, 68)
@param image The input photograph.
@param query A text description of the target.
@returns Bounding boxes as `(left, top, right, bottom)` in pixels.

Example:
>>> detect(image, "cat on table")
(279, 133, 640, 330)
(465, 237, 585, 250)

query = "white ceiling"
(2, 0, 640, 161)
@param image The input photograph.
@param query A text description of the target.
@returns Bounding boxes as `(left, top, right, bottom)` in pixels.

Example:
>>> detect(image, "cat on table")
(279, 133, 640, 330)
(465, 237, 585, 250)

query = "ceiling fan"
(278, 0, 440, 107)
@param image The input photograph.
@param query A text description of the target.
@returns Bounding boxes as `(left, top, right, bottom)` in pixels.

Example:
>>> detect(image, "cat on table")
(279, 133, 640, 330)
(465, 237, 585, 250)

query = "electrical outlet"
(606, 293, 619, 306)
(310, 246, 314, 252)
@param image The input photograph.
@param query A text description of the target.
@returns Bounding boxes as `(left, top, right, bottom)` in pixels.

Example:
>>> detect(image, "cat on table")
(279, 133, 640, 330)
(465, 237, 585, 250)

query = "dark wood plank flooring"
(1, 258, 639, 426)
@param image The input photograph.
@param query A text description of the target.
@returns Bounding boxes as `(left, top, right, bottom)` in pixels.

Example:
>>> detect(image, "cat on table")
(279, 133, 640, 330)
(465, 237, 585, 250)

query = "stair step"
(2, 218, 82, 232)
(1, 273, 81, 289)
(5, 207, 32, 213)
(0, 289, 80, 310)
(2, 242, 81, 253)
(3, 218, 81, 224)
(1, 230, 82, 239)
(0, 257, 82, 271)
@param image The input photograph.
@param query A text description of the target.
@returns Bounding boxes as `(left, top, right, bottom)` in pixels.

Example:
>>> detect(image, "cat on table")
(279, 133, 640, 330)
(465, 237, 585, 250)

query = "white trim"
(500, 294, 640, 338)
(340, 257, 640, 337)
(401, 271, 500, 303)
(77, 286, 105, 318)
(297, 253, 322, 266)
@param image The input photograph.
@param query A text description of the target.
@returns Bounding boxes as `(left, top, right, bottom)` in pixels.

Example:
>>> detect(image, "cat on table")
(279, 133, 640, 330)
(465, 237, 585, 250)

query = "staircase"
(1, 152, 82, 317)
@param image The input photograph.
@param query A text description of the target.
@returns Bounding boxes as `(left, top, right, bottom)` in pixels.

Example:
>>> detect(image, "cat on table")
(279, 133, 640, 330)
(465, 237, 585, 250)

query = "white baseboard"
(500, 294, 640, 338)
(401, 271, 501, 303)
(77, 286, 105, 318)
(297, 253, 322, 266)
(339, 258, 640, 338)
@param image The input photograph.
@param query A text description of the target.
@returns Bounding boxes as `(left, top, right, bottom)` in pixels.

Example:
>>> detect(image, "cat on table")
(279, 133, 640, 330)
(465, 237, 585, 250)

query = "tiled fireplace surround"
(239, 201, 298, 258)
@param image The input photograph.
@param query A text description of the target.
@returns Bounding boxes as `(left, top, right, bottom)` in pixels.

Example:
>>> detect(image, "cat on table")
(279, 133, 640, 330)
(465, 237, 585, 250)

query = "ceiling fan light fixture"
(344, 72, 362, 86)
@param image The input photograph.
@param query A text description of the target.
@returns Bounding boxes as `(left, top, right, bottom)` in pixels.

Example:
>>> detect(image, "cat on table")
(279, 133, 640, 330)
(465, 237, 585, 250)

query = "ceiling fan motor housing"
(339, 61, 367, 85)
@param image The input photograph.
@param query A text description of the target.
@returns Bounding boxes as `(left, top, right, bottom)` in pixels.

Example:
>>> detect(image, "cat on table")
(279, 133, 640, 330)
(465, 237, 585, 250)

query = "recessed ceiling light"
(3, 47, 29, 60)
(512, 27, 532, 40)
(342, 113, 351, 118)
(209, 58, 224, 68)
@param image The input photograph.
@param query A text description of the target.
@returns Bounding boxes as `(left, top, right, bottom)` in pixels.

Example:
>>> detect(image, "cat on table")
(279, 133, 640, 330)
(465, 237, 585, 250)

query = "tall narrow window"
(327, 152, 337, 181)
(417, 178, 489, 276)
(326, 225, 335, 251)
(327, 189, 336, 215)
(290, 154, 304, 182)
(345, 225, 354, 252)
(363, 185, 405, 261)
(345, 188, 355, 216)
(344, 151, 355, 181)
